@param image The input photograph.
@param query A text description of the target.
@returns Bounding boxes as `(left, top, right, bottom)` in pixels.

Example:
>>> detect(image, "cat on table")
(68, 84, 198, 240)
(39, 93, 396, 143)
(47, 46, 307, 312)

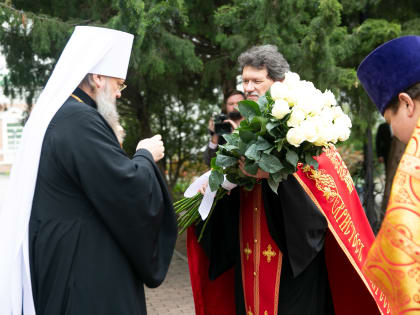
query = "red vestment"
(188, 147, 391, 314)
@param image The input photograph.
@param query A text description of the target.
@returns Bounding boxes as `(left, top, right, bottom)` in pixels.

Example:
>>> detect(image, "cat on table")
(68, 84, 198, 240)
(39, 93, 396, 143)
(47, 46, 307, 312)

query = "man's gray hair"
(79, 73, 96, 92)
(238, 44, 290, 80)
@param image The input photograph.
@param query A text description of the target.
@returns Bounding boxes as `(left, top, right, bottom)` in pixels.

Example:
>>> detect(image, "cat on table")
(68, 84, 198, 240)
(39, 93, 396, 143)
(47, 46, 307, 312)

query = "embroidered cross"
(247, 306, 253, 315)
(263, 244, 276, 263)
(264, 311, 268, 315)
(244, 242, 252, 261)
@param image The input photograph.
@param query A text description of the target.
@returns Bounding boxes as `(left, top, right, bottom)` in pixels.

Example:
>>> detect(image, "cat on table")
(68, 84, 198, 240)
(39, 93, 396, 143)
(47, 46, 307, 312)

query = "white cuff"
(208, 141, 218, 149)
(221, 178, 237, 191)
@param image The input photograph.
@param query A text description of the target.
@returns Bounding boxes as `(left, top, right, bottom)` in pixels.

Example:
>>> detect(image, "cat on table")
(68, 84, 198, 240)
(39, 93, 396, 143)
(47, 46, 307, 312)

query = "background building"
(0, 103, 25, 173)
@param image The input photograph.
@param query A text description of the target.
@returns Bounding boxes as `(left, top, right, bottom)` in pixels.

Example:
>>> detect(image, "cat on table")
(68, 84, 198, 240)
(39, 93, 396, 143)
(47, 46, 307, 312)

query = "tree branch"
(0, 3, 93, 26)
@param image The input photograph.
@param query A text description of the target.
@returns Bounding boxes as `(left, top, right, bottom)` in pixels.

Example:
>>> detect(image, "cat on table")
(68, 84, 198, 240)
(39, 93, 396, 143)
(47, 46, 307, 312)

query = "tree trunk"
(380, 136, 406, 222)
(363, 127, 377, 232)
(134, 92, 152, 139)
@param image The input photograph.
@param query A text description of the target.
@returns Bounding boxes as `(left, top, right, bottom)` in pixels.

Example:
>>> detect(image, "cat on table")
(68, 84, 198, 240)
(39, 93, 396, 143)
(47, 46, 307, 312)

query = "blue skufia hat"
(357, 35, 420, 115)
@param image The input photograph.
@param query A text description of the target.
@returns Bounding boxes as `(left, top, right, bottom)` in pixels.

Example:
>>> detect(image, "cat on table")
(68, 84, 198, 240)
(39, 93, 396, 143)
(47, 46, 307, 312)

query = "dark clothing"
(29, 88, 177, 315)
(203, 136, 226, 166)
(376, 122, 392, 168)
(197, 177, 333, 314)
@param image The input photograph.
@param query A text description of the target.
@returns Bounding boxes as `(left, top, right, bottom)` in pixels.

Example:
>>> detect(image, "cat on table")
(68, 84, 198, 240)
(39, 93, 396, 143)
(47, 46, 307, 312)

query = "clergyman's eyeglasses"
(118, 83, 127, 92)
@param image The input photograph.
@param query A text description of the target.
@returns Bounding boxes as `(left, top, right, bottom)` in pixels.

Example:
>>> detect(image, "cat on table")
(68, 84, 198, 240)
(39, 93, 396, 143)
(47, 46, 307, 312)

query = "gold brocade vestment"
(364, 117, 420, 314)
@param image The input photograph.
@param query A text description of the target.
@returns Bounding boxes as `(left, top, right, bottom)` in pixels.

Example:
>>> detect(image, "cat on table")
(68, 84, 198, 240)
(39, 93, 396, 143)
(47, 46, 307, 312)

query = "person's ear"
(91, 74, 106, 89)
(398, 92, 416, 117)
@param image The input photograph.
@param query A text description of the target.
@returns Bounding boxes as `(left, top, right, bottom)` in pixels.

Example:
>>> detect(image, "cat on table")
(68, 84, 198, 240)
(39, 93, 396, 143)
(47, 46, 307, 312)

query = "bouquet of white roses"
(175, 72, 352, 238)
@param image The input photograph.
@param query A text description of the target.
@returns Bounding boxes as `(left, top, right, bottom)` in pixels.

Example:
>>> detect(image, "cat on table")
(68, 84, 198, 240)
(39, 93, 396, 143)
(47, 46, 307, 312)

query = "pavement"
(0, 174, 196, 314)
(145, 232, 195, 315)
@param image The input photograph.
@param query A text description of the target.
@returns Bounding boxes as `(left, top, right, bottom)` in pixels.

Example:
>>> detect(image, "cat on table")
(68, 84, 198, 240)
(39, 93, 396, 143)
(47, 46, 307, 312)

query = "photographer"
(203, 90, 245, 166)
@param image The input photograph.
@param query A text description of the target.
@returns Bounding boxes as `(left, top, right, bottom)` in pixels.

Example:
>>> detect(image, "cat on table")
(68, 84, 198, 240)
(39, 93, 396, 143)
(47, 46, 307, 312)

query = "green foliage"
(1, 0, 419, 198)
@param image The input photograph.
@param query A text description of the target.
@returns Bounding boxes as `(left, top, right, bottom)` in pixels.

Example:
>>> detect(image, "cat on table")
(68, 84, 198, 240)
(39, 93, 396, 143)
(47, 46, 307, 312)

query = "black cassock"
(197, 178, 335, 315)
(29, 88, 177, 315)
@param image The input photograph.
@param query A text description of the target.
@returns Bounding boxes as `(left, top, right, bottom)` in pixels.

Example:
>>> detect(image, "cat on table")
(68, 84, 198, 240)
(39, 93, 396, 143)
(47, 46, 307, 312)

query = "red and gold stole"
(363, 118, 420, 314)
(239, 146, 391, 315)
(240, 183, 282, 315)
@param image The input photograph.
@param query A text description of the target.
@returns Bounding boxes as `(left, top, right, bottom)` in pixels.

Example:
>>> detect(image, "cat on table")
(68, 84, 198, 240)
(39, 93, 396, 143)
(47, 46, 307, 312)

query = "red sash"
(187, 146, 391, 314)
(293, 147, 390, 314)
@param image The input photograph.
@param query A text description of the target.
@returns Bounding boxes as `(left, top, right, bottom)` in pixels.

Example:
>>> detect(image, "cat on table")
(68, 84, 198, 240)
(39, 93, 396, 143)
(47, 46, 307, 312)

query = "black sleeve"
(55, 107, 177, 288)
(263, 177, 328, 277)
(195, 188, 240, 280)
(203, 144, 218, 167)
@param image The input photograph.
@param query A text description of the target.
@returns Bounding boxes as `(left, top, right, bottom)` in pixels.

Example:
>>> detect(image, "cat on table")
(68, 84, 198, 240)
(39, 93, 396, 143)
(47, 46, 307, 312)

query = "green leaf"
(258, 153, 283, 173)
(223, 133, 239, 146)
(239, 129, 257, 143)
(245, 143, 261, 161)
(244, 160, 259, 175)
(264, 147, 275, 154)
(250, 116, 268, 135)
(257, 95, 269, 112)
(305, 152, 319, 169)
(239, 119, 250, 129)
(286, 150, 299, 167)
(209, 170, 224, 192)
(238, 100, 261, 121)
(271, 171, 283, 183)
(218, 144, 239, 152)
(210, 157, 222, 172)
(275, 139, 285, 152)
(238, 138, 249, 155)
(249, 116, 262, 130)
(255, 136, 272, 151)
(216, 154, 238, 168)
(267, 121, 281, 137)
(268, 174, 280, 194)
(266, 122, 280, 132)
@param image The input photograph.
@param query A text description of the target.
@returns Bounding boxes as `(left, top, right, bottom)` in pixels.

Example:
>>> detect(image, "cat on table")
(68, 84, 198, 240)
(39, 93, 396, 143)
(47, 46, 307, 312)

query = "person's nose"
(244, 81, 255, 92)
(116, 90, 122, 99)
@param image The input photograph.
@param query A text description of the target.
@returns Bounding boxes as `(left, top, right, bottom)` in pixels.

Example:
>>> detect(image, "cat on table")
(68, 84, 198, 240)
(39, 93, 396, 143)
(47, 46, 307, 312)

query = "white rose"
(298, 80, 316, 92)
(313, 121, 335, 146)
(318, 107, 335, 125)
(283, 72, 300, 89)
(286, 127, 306, 147)
(271, 99, 291, 120)
(337, 125, 351, 141)
(331, 106, 344, 119)
(309, 90, 325, 115)
(287, 107, 306, 127)
(299, 119, 318, 143)
(295, 93, 312, 114)
(323, 90, 337, 107)
(270, 82, 289, 101)
(335, 114, 352, 129)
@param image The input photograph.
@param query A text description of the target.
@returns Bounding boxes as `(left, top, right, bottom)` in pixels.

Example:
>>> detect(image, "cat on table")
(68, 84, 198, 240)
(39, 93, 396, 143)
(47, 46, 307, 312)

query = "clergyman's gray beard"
(96, 85, 122, 142)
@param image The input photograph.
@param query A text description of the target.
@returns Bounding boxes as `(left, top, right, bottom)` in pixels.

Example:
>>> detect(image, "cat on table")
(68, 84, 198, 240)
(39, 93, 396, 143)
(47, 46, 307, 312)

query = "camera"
(214, 113, 231, 135)
(213, 111, 242, 135)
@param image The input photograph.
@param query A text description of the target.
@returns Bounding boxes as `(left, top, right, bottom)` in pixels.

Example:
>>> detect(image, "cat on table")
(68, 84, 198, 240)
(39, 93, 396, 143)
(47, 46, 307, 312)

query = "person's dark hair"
(386, 81, 420, 113)
(79, 73, 96, 92)
(222, 90, 245, 113)
(238, 44, 290, 80)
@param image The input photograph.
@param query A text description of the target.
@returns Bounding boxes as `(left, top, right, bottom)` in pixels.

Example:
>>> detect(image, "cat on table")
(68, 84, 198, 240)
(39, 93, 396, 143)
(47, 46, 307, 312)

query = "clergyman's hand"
(238, 157, 269, 179)
(136, 134, 165, 162)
